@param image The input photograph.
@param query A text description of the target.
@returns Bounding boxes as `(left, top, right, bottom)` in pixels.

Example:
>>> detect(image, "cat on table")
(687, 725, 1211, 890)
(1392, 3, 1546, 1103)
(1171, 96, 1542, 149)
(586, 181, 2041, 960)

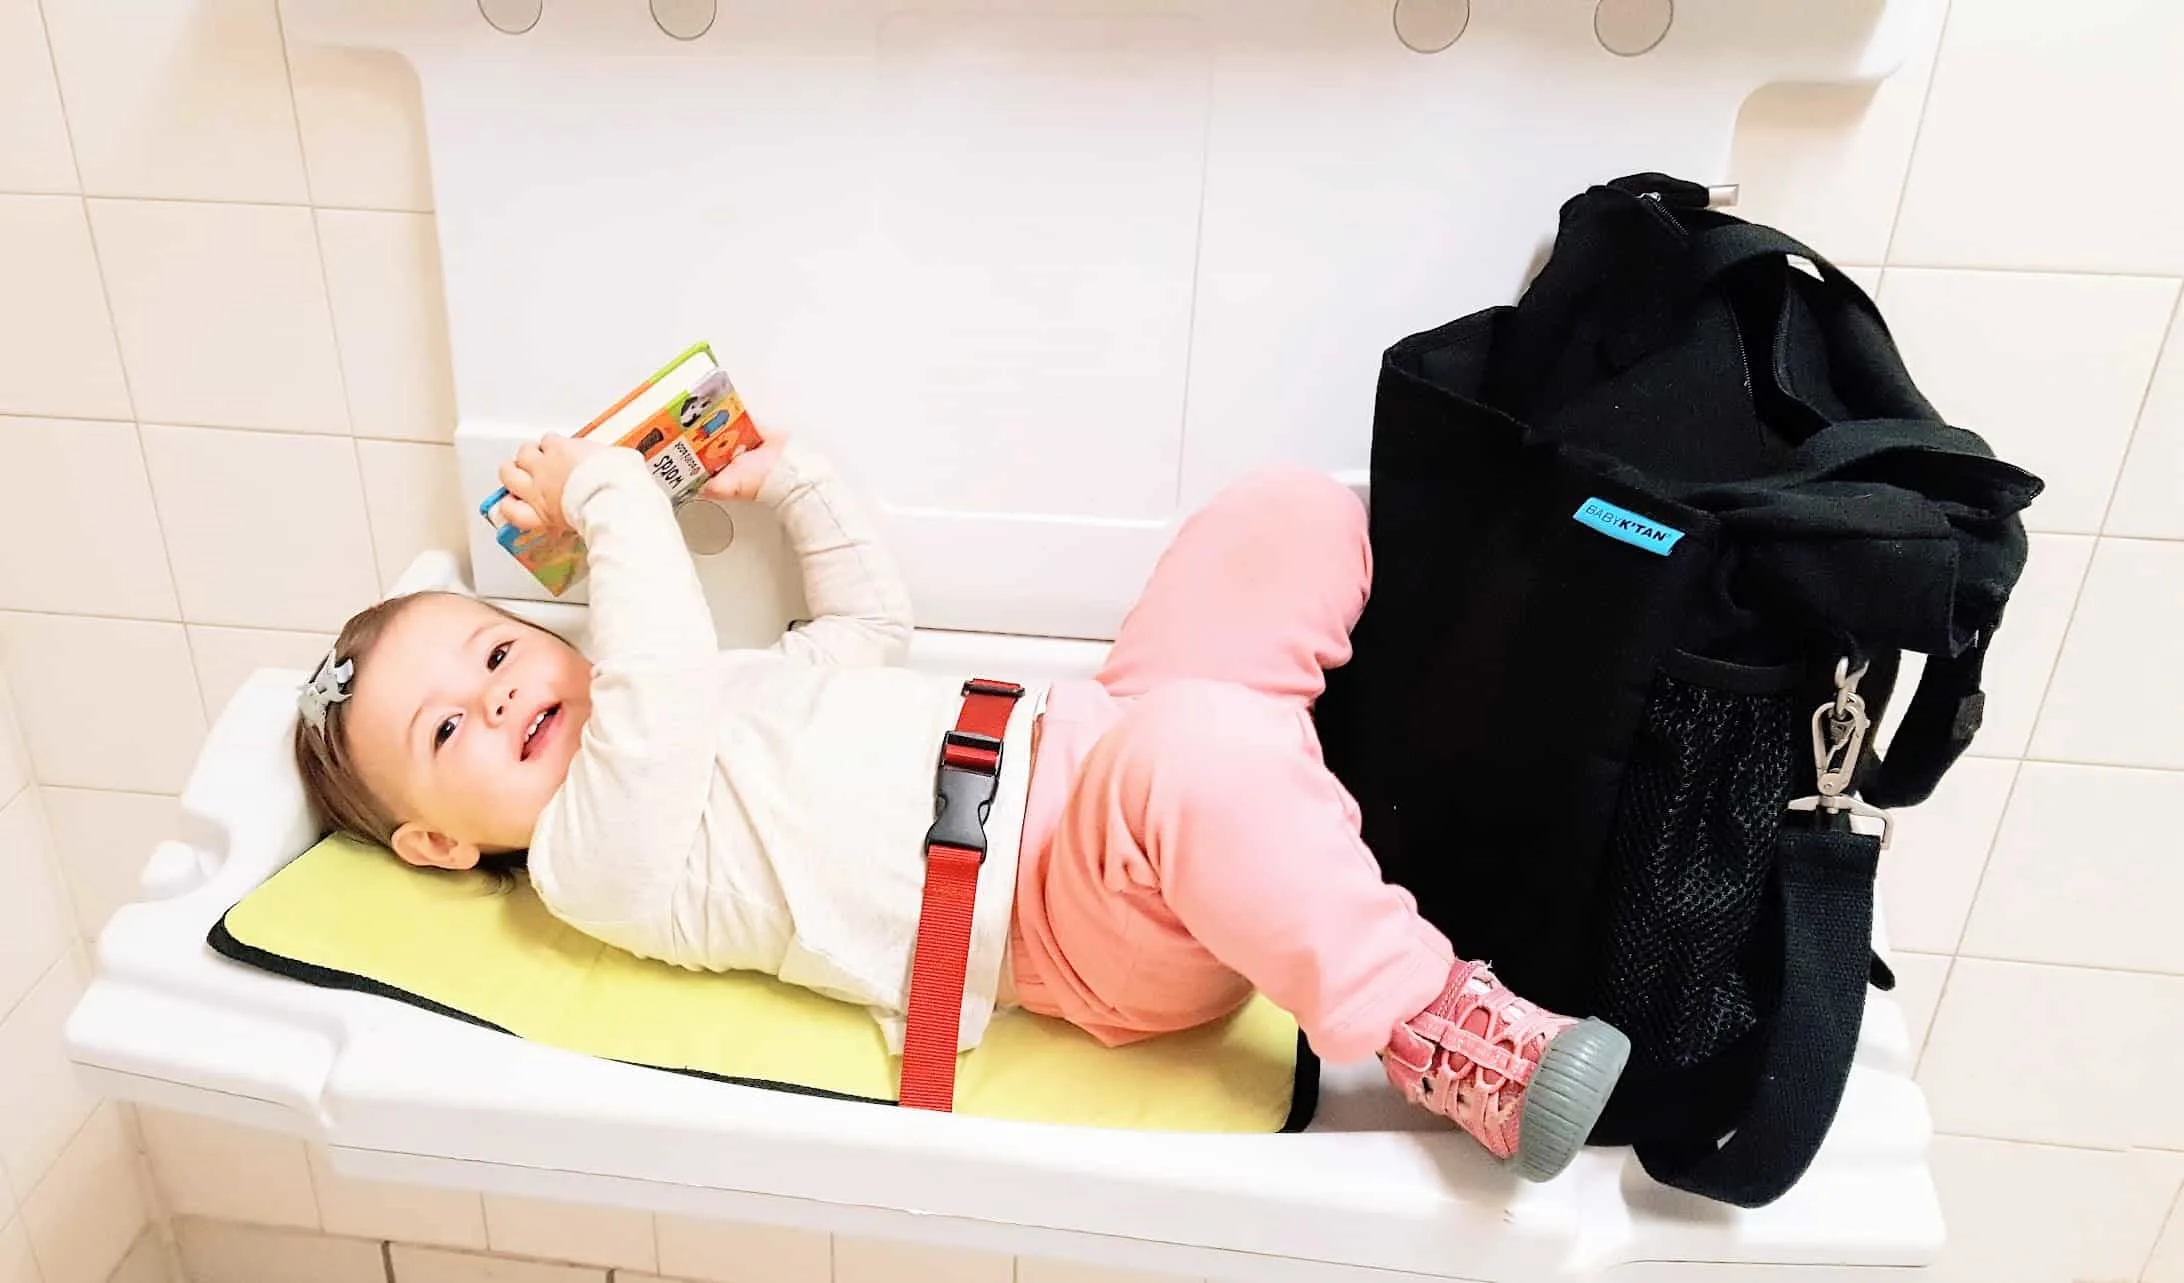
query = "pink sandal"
(1382, 960, 1630, 1181)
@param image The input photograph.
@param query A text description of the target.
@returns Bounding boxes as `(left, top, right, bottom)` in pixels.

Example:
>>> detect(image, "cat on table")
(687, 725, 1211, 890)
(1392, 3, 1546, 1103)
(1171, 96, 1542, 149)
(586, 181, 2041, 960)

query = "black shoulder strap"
(1633, 822, 1881, 1207)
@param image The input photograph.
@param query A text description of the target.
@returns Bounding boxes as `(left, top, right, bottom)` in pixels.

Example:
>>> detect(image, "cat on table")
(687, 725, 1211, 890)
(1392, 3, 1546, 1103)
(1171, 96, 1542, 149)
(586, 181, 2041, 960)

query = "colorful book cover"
(479, 341, 763, 595)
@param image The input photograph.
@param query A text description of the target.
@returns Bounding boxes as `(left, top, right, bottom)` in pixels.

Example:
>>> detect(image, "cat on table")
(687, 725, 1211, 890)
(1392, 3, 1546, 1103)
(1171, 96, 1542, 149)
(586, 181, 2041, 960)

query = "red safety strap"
(898, 678, 1024, 1112)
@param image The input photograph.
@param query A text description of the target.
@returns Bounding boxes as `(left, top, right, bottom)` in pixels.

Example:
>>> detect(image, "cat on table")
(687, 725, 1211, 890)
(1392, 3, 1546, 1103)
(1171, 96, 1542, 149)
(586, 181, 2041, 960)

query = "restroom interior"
(2, 1, 2184, 1281)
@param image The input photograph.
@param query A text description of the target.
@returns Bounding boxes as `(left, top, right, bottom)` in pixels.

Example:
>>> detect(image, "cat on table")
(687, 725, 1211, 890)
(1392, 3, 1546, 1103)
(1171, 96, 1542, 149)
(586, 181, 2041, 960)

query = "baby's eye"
(487, 641, 512, 670)
(434, 716, 459, 749)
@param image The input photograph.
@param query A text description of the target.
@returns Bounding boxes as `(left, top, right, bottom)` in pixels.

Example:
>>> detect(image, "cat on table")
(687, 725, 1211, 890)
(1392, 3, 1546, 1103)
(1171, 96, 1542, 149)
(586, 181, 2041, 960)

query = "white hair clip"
(299, 651, 355, 734)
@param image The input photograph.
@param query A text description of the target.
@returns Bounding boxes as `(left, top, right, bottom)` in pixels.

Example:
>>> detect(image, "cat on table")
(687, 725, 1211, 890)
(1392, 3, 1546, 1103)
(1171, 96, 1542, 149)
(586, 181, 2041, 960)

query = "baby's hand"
(698, 429, 787, 503)
(496, 434, 610, 531)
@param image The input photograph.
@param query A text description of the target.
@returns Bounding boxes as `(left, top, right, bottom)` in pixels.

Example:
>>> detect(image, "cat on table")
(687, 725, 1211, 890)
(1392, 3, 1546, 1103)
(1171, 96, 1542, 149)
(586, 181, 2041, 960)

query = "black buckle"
(926, 759, 1000, 859)
(924, 681, 1021, 861)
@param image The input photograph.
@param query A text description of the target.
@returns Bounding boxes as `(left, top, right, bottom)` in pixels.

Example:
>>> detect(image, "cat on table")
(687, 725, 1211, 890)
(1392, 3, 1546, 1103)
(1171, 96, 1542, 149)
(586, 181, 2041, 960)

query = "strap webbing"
(898, 680, 1023, 1112)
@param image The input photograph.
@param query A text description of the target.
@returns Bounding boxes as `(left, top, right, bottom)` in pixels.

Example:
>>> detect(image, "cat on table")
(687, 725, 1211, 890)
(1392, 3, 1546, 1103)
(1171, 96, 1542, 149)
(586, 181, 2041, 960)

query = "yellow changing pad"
(211, 835, 1315, 1133)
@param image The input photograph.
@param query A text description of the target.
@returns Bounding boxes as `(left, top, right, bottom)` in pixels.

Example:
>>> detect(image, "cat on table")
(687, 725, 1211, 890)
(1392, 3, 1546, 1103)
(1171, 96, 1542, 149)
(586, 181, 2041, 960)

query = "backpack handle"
(1677, 221, 1889, 328)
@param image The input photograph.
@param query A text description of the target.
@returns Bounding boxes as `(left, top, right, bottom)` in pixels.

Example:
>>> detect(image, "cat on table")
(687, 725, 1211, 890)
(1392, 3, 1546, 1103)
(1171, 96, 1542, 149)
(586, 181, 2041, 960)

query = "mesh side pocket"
(1597, 666, 1797, 1073)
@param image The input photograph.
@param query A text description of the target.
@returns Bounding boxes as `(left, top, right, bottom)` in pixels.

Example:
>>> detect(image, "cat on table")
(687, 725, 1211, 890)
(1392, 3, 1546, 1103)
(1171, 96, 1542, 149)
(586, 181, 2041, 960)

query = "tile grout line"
(38, 783, 183, 802)
(2007, 529, 2107, 781)
(1877, 0, 1952, 269)
(2093, 284, 2183, 538)
(1909, 953, 1952, 1077)
(1931, 1130, 2184, 1157)
(1942, 756, 2022, 959)
(2138, 1176, 2184, 1282)
(27, 0, 81, 194)
(270, 1, 393, 605)
(0, 599, 339, 635)
(13, 191, 431, 217)
(1874, 260, 2184, 283)
(0, 944, 73, 1031)
(1947, 952, 2184, 982)
(0, 406, 454, 449)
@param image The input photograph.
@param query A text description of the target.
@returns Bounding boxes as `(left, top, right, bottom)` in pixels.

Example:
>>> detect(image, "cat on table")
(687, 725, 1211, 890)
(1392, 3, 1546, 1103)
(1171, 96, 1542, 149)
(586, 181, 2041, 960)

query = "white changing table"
(67, 552, 1942, 1283)
(71, 0, 1946, 1274)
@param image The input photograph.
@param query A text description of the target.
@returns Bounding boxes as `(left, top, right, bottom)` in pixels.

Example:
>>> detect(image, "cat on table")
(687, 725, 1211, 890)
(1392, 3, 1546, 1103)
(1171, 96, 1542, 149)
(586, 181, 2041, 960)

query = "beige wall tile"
(1966, 532, 2093, 758)
(0, 790, 71, 1016)
(0, 0, 78, 193)
(1920, 958, 2184, 1150)
(1877, 269, 2176, 534)
(1963, 763, 2184, 971)
(655, 1215, 828, 1283)
(1726, 0, 1943, 267)
(309, 1147, 487, 1252)
(320, 211, 456, 443)
(0, 953, 95, 1191)
(41, 0, 306, 204)
(288, 40, 433, 212)
(2032, 537, 2184, 770)
(388, 1244, 605, 1283)
(1886, 950, 1948, 1066)
(358, 440, 467, 590)
(833, 1236, 1013, 1283)
(0, 197, 131, 421)
(0, 417, 179, 619)
(1923, 1138, 2182, 1283)
(0, 613, 205, 792)
(2108, 298, 2184, 539)
(482, 1196, 654, 1273)
(176, 1218, 385, 1283)
(40, 788, 180, 938)
(1893, 0, 2184, 273)
(20, 1106, 148, 1283)
(0, 1219, 36, 1283)
(187, 626, 335, 722)
(142, 426, 378, 631)
(2149, 1185, 2184, 1283)
(1875, 755, 2014, 954)
(89, 200, 347, 435)
(139, 1111, 318, 1231)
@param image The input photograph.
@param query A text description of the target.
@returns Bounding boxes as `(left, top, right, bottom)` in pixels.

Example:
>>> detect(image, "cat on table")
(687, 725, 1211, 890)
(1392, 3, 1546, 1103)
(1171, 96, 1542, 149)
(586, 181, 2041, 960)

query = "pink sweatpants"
(1008, 466, 1457, 1064)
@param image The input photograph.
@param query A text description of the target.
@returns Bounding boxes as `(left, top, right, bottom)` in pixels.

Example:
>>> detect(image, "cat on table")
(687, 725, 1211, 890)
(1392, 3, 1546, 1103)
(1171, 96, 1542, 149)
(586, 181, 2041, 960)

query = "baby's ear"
(390, 823, 481, 871)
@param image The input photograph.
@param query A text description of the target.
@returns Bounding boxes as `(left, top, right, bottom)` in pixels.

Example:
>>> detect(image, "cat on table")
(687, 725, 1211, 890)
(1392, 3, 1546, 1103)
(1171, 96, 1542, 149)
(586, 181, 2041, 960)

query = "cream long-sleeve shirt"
(525, 440, 1043, 1052)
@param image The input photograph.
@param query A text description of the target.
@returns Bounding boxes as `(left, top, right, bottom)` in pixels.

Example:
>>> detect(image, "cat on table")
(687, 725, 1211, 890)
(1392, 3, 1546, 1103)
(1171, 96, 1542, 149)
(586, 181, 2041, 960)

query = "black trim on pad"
(208, 909, 1320, 1131)
(207, 911, 889, 1106)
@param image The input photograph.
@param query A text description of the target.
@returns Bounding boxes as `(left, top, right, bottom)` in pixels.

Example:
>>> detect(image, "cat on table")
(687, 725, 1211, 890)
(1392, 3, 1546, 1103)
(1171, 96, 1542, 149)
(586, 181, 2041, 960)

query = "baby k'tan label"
(1573, 497, 1684, 555)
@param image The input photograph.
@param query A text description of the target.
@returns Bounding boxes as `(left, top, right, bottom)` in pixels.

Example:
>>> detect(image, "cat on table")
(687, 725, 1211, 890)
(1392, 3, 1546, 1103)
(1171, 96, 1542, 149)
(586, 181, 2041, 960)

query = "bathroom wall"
(0, 676, 167, 1283)
(0, 1, 2180, 1281)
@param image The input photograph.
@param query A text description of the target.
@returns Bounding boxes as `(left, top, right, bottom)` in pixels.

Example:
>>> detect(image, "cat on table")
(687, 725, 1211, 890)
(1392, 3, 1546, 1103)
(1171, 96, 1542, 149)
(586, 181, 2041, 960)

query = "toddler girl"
(294, 430, 1629, 1181)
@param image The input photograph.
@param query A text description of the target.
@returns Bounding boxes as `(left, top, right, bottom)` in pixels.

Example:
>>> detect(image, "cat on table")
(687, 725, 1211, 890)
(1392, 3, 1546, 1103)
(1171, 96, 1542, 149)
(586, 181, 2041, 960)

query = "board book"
(479, 341, 763, 595)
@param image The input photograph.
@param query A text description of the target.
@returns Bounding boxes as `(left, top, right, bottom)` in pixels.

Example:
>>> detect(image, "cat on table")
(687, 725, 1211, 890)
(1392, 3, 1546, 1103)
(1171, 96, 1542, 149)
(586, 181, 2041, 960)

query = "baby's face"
(345, 594, 593, 862)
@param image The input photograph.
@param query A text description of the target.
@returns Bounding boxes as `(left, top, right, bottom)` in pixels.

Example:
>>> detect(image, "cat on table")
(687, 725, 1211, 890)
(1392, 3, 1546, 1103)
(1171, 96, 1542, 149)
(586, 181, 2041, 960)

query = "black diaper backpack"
(1313, 173, 2043, 1207)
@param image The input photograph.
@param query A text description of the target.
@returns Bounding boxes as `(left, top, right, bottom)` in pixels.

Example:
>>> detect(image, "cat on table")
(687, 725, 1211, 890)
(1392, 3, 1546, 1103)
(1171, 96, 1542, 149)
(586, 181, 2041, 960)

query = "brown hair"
(293, 591, 550, 863)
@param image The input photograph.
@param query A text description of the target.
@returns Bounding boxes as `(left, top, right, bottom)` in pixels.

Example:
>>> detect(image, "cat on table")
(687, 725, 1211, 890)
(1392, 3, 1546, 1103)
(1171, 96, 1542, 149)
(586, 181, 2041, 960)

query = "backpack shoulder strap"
(1634, 822, 1881, 1207)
